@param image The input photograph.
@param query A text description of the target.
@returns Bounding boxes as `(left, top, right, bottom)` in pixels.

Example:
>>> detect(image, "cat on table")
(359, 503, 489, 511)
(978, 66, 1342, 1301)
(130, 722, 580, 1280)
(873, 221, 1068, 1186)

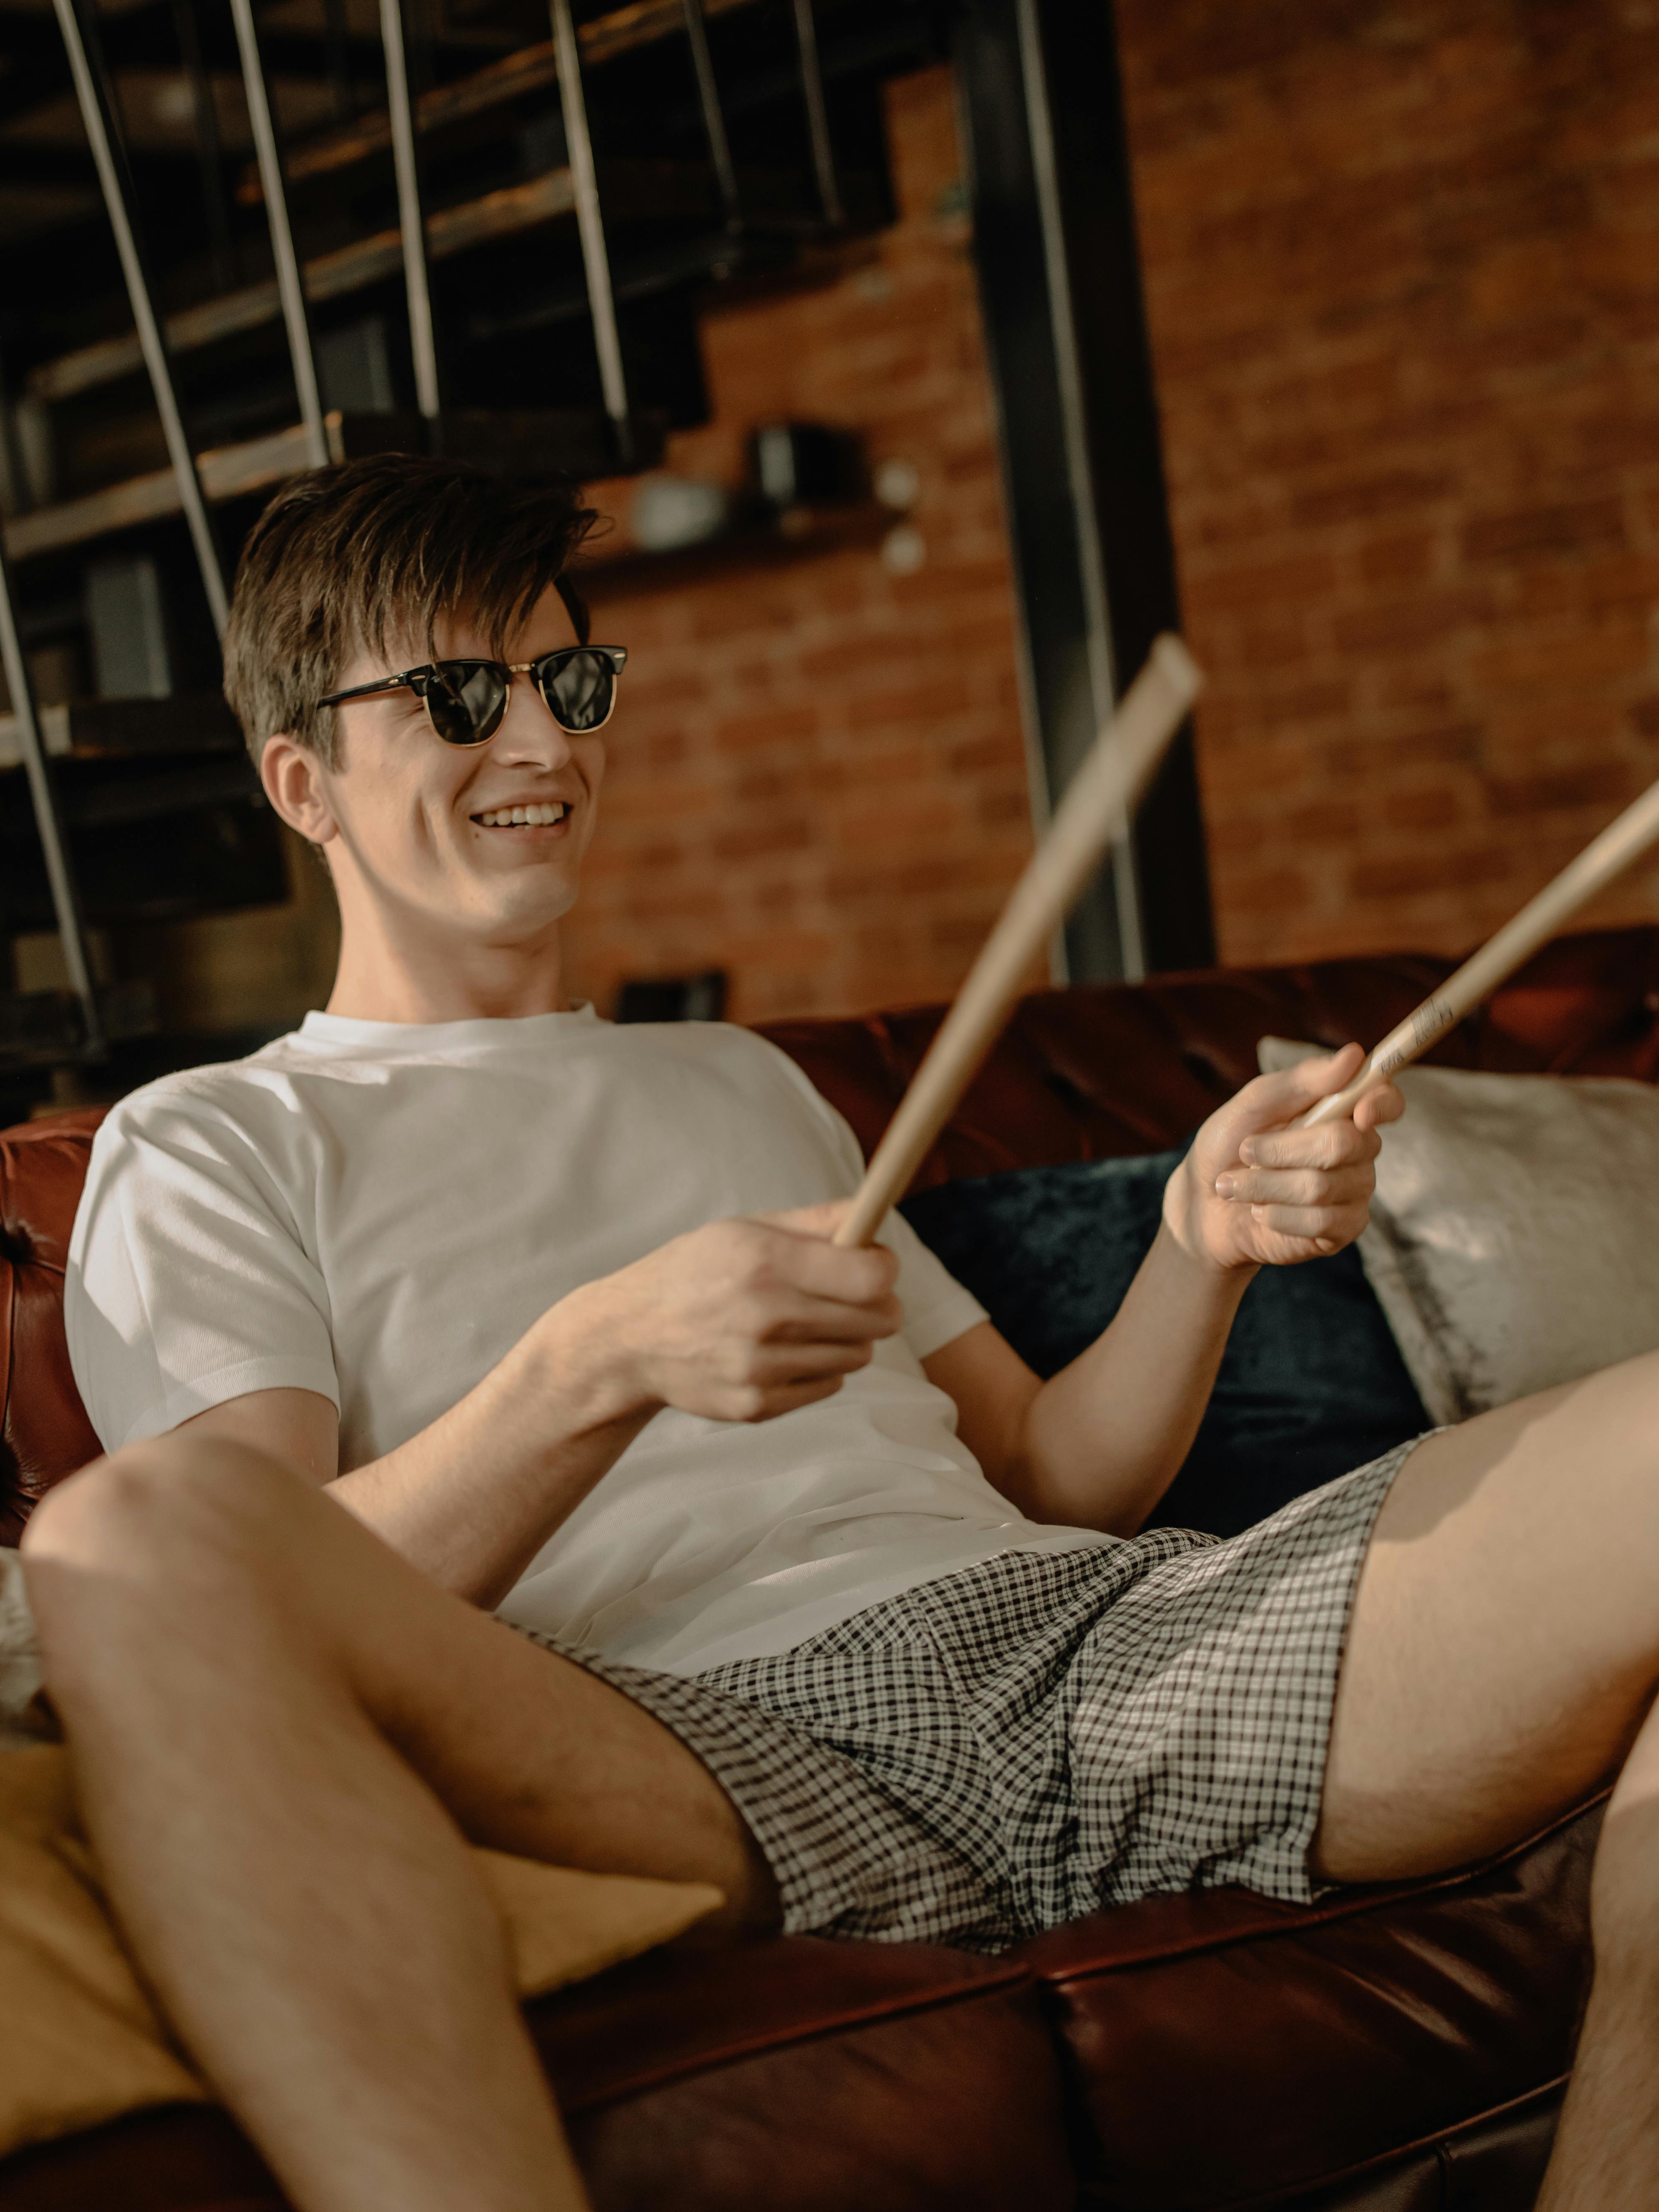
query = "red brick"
(1331, 586, 1497, 656)
(1459, 496, 1626, 565)
(1291, 469, 1454, 529)
(1485, 762, 1637, 816)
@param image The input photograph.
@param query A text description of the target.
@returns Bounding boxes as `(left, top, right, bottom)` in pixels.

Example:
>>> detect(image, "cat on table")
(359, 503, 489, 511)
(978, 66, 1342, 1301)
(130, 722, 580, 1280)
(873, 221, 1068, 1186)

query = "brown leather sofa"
(7, 925, 1657, 2212)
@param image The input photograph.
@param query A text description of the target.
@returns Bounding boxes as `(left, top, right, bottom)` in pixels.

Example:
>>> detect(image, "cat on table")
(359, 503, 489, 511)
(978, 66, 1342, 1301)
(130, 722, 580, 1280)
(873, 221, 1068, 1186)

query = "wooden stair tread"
(0, 694, 242, 772)
(237, 0, 763, 204)
(3, 406, 659, 564)
(28, 161, 722, 405)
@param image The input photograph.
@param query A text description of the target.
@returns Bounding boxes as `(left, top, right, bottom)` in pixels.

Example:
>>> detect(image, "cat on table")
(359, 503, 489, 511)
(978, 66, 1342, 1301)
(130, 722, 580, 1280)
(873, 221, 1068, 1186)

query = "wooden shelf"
(3, 406, 660, 565)
(582, 500, 894, 597)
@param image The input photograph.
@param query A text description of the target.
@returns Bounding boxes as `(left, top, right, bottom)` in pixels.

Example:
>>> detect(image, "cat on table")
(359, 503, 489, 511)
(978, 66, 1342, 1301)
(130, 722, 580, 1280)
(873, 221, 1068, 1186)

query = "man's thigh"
(26, 1441, 777, 1928)
(1313, 1349, 1659, 1885)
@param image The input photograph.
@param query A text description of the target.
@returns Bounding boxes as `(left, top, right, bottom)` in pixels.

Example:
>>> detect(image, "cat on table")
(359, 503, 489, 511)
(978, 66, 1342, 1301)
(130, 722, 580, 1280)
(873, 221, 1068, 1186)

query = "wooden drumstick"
(834, 635, 1204, 1248)
(1298, 775, 1659, 1129)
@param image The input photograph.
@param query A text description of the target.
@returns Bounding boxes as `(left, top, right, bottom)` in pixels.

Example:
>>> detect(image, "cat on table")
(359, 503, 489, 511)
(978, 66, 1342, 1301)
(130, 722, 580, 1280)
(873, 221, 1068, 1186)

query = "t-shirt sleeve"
(66, 1084, 341, 1453)
(877, 1203, 989, 1361)
(751, 1037, 988, 1360)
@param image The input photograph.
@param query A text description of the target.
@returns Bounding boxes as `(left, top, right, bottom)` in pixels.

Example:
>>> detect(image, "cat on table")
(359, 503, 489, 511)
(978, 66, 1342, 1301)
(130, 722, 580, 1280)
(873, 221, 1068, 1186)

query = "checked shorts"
(531, 1438, 1422, 1954)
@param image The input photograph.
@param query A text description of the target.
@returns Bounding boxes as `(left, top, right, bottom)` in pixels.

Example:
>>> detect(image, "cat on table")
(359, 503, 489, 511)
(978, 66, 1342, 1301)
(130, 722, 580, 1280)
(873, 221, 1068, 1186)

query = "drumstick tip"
(1150, 633, 1205, 705)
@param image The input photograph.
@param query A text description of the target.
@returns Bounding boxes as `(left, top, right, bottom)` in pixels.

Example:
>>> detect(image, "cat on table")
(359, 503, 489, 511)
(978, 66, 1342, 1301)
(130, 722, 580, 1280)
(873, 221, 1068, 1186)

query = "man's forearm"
(330, 1283, 655, 1609)
(1006, 1223, 1254, 1536)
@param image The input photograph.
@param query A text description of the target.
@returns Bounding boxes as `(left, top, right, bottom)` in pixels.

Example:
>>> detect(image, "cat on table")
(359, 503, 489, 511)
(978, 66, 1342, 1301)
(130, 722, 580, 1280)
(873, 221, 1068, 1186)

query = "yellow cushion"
(0, 1745, 721, 2161)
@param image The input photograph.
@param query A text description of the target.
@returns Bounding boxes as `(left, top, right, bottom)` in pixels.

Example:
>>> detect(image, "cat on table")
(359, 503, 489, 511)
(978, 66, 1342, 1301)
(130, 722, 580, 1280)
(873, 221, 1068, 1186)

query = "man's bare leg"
(1314, 1347, 1659, 2208)
(22, 1437, 776, 2212)
(1530, 1689, 1659, 2210)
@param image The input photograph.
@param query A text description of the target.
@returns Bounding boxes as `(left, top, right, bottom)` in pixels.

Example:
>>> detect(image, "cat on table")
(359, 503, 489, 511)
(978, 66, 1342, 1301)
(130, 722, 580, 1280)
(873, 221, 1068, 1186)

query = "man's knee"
(22, 1436, 308, 1632)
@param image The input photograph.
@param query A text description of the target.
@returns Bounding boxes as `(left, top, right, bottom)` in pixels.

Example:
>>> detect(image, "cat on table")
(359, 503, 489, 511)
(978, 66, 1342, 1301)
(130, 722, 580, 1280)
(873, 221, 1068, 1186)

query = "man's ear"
(260, 734, 338, 846)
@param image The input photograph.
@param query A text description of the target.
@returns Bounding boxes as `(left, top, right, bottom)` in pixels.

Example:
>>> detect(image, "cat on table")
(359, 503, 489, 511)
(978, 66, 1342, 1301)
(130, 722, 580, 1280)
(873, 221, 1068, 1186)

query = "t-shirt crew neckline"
(294, 1003, 603, 1057)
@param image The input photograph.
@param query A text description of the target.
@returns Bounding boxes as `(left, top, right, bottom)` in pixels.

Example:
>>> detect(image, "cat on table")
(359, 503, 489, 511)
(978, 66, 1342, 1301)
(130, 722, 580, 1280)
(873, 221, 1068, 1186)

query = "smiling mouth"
(471, 803, 570, 829)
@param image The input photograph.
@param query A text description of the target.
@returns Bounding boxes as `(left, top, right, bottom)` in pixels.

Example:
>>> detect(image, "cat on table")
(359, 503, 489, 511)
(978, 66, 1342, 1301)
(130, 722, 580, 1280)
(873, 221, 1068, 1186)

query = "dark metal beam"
(953, 0, 1213, 981)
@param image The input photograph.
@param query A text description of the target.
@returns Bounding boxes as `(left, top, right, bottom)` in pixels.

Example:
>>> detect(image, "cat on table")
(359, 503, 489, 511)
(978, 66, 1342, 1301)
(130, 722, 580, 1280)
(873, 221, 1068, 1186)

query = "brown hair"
(222, 454, 600, 767)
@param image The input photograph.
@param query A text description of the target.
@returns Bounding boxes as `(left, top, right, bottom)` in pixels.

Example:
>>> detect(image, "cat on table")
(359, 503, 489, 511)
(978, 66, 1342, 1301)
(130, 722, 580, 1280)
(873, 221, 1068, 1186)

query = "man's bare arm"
(182, 1203, 900, 1608)
(923, 1226, 1253, 1536)
(928, 1045, 1404, 1536)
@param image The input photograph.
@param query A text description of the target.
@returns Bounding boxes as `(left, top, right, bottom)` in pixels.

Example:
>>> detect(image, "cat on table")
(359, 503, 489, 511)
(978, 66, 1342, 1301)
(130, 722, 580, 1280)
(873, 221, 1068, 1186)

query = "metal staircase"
(0, 0, 923, 1102)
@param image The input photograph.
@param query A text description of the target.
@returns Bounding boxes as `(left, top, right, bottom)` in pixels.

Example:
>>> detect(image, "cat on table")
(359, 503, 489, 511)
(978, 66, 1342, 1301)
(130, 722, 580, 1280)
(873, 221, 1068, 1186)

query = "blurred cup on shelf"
(873, 457, 920, 512)
(630, 473, 733, 553)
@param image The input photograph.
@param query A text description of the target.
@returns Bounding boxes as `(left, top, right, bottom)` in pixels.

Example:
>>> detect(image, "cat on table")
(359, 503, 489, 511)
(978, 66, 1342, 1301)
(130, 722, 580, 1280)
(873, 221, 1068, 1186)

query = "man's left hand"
(1162, 1043, 1405, 1274)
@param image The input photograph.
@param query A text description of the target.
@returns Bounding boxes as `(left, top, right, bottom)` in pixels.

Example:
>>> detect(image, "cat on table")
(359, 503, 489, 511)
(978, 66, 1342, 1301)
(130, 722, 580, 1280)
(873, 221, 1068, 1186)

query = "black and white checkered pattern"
(536, 1440, 1420, 1952)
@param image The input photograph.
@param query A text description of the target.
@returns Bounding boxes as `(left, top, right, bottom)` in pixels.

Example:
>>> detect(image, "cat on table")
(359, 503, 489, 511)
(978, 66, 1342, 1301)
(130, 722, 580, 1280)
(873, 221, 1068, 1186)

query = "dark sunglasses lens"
(428, 663, 507, 744)
(540, 650, 615, 732)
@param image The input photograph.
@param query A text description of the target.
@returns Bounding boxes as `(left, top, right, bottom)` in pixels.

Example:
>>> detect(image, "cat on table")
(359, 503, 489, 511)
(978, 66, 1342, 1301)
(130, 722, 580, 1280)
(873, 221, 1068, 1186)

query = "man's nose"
(492, 677, 575, 767)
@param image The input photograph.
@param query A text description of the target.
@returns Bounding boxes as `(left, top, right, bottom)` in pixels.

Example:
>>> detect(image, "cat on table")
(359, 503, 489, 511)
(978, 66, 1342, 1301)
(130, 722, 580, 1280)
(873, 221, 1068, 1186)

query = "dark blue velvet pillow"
(900, 1150, 1430, 1539)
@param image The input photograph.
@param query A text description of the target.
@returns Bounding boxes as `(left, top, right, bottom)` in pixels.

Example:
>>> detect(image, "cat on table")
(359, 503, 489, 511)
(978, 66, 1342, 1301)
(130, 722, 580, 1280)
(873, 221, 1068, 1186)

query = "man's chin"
(467, 873, 582, 936)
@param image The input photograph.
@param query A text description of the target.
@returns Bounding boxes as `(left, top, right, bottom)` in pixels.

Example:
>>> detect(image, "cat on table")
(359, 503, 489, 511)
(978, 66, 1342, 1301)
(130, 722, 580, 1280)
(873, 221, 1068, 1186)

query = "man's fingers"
(1353, 1080, 1406, 1132)
(760, 1200, 852, 1237)
(739, 1212, 900, 1302)
(1237, 1119, 1380, 1172)
(1218, 1165, 1374, 1209)
(762, 1292, 903, 1345)
(1249, 1201, 1368, 1244)
(1232, 1044, 1364, 1132)
(734, 1340, 876, 1399)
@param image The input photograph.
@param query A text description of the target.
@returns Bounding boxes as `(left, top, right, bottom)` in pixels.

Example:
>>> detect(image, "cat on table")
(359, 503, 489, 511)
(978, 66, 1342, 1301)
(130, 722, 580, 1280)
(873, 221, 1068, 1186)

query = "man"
(18, 454, 1659, 2212)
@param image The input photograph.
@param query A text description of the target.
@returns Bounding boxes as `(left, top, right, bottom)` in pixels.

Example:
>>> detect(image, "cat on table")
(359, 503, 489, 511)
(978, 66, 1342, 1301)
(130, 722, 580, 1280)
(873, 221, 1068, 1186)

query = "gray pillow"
(1258, 1042, 1659, 1423)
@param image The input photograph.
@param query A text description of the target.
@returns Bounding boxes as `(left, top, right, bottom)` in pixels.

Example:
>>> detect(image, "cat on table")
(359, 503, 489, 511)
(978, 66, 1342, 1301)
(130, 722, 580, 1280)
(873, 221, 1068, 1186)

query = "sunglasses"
(319, 646, 628, 747)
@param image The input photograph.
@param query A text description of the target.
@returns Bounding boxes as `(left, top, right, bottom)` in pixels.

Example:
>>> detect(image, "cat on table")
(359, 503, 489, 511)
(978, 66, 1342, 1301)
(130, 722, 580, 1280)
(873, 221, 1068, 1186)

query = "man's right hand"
(570, 1201, 903, 1425)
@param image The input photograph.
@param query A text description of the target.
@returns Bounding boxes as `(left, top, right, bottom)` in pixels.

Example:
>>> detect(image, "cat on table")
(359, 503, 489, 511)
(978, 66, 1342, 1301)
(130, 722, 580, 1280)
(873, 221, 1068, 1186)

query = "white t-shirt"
(66, 1009, 1109, 1675)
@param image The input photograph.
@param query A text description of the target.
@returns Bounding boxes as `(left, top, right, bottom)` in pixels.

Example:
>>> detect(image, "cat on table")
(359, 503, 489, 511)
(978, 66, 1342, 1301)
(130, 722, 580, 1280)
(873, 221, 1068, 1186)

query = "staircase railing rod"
(791, 0, 841, 227)
(231, 0, 329, 469)
(681, 0, 739, 225)
(550, 0, 633, 467)
(52, 0, 229, 636)
(0, 541, 103, 1056)
(381, 0, 442, 424)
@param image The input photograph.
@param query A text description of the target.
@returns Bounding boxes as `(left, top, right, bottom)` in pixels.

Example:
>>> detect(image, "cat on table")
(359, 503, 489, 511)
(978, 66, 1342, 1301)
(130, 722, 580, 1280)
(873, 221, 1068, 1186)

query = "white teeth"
(474, 802, 568, 827)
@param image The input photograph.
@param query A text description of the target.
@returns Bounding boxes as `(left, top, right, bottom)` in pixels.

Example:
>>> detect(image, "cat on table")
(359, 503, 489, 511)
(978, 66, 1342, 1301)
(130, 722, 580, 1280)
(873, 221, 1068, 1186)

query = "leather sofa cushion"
(0, 1936, 1075, 2212)
(1015, 1793, 1603, 2209)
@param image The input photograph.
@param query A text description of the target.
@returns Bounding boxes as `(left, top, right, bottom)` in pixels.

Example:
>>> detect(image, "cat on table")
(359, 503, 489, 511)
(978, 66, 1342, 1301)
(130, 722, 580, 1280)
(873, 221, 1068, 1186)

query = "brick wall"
(566, 68, 1039, 1025)
(1121, 0, 1659, 964)
(571, 10, 1659, 1019)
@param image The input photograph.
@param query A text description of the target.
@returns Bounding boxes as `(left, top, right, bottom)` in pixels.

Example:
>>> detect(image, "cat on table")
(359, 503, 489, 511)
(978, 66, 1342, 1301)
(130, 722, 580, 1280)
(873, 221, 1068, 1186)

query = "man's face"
(304, 584, 608, 948)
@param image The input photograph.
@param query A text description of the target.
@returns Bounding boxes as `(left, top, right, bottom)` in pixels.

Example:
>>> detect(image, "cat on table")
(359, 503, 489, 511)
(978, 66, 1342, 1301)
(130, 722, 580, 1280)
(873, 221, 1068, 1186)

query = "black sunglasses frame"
(319, 646, 628, 746)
